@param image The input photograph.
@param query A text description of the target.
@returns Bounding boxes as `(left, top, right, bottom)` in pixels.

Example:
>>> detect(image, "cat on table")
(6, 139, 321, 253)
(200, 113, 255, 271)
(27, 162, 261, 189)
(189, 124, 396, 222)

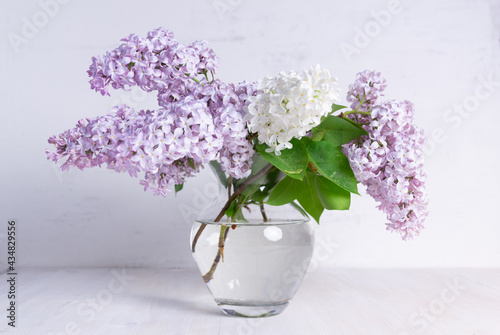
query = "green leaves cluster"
(258, 108, 367, 223)
(206, 105, 367, 224)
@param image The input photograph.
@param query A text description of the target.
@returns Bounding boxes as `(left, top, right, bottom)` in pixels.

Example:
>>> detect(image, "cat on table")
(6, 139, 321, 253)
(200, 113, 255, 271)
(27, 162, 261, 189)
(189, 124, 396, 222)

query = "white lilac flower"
(245, 65, 341, 155)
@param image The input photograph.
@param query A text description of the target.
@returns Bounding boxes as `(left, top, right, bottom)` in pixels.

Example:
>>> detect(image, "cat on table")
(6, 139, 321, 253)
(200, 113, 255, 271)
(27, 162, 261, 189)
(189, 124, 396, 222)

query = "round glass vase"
(190, 163, 314, 318)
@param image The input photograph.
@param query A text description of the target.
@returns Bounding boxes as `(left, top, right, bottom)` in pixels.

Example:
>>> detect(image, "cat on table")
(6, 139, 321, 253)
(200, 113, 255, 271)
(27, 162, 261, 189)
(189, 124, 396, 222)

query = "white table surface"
(1, 268, 499, 335)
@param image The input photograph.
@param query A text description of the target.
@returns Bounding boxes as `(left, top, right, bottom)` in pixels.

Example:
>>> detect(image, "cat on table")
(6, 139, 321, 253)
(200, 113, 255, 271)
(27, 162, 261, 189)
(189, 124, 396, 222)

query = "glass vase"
(190, 159, 315, 317)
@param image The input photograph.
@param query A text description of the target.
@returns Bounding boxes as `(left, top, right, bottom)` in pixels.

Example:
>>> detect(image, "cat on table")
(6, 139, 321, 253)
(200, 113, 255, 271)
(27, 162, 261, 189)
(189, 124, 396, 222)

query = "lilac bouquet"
(47, 27, 428, 241)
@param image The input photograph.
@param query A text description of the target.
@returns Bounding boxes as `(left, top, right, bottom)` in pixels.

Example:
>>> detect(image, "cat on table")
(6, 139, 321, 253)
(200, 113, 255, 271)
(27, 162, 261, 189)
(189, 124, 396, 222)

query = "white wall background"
(1, 0, 499, 269)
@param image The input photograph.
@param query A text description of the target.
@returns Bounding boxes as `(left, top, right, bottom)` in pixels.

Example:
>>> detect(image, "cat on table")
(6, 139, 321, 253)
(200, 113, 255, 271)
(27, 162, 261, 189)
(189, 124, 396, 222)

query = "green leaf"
(225, 200, 236, 218)
(224, 200, 247, 222)
(251, 168, 282, 203)
(266, 176, 306, 206)
(239, 182, 260, 196)
(307, 141, 359, 194)
(209, 161, 228, 187)
(315, 176, 351, 210)
(233, 206, 247, 222)
(300, 136, 313, 147)
(174, 184, 184, 194)
(331, 103, 348, 113)
(239, 181, 264, 204)
(314, 115, 367, 146)
(289, 201, 309, 219)
(310, 129, 326, 142)
(187, 158, 195, 169)
(250, 189, 267, 203)
(297, 171, 324, 224)
(256, 138, 308, 180)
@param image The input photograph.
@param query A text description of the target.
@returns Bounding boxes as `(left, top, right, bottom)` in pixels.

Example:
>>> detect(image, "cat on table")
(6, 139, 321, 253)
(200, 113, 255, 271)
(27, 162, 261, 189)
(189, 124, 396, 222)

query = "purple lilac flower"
(209, 80, 257, 179)
(345, 70, 387, 124)
(88, 27, 219, 105)
(47, 102, 225, 196)
(61, 27, 258, 191)
(343, 72, 428, 240)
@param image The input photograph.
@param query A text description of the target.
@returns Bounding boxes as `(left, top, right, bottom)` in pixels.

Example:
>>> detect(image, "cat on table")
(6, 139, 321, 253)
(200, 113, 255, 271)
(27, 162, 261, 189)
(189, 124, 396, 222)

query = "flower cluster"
(343, 71, 428, 239)
(87, 27, 218, 105)
(47, 103, 225, 195)
(346, 70, 387, 113)
(245, 65, 340, 154)
(212, 81, 257, 179)
(48, 28, 257, 194)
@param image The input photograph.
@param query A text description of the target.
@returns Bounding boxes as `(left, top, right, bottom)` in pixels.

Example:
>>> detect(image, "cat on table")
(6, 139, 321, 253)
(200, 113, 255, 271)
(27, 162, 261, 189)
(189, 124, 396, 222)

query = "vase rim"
(195, 219, 309, 226)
